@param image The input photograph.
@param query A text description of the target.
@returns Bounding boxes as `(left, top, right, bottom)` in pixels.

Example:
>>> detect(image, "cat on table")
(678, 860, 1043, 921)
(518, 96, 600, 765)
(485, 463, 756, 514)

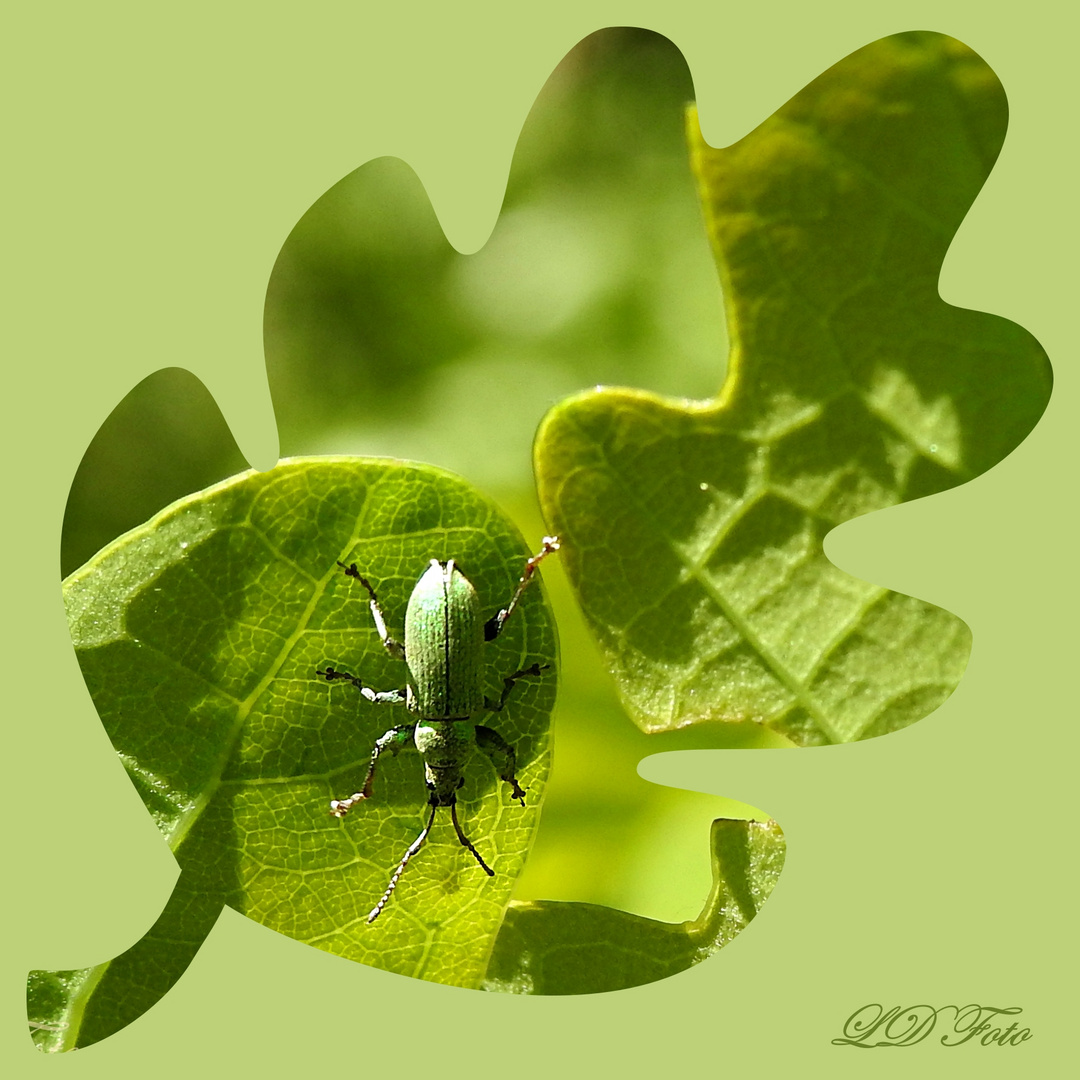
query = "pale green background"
(3, 1, 1074, 1077)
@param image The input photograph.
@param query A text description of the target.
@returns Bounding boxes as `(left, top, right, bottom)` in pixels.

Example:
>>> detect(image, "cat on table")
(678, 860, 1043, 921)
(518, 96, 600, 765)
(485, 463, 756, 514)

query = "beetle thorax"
(414, 719, 471, 804)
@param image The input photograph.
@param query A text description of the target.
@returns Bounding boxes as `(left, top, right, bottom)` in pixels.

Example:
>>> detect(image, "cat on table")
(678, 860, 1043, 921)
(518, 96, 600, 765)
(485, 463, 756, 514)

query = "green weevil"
(317, 536, 560, 923)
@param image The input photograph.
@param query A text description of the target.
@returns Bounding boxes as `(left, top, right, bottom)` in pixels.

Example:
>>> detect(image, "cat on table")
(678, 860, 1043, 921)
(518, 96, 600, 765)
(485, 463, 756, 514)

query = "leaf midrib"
(557, 408, 842, 740)
(165, 482, 387, 851)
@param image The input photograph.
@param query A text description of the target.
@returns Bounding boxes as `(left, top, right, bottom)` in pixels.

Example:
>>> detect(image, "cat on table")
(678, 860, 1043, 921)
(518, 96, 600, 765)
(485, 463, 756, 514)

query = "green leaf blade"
(535, 33, 1049, 744)
(484, 817, 785, 994)
(32, 458, 558, 1047)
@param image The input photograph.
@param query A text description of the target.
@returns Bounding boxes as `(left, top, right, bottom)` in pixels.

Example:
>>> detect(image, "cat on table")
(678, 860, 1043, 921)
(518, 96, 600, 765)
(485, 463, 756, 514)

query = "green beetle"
(317, 536, 559, 922)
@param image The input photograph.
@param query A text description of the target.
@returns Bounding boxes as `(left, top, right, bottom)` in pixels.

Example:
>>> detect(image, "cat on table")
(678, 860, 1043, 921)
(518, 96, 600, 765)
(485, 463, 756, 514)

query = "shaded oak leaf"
(535, 32, 1050, 744)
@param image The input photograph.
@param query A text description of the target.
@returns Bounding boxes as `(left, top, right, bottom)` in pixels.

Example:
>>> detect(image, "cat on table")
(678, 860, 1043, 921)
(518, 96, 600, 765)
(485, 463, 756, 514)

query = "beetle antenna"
(450, 801, 495, 876)
(367, 802, 438, 924)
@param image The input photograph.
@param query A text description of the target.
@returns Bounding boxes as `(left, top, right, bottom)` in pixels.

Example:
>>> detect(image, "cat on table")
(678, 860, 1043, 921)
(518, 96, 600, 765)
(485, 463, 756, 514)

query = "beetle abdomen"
(405, 560, 485, 718)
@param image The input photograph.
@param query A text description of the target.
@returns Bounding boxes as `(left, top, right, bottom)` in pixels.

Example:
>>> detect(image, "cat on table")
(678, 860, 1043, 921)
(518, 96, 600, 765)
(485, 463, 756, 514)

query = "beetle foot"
(329, 792, 368, 817)
(317, 665, 365, 690)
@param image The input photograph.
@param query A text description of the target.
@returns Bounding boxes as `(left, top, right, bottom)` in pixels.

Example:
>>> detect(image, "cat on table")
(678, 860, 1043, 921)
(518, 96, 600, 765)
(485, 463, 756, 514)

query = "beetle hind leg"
(483, 536, 560, 641)
(336, 562, 406, 661)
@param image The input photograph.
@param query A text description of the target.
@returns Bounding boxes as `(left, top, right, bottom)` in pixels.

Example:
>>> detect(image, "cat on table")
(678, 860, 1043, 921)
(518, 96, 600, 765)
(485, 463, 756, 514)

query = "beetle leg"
(449, 799, 494, 876)
(330, 723, 414, 817)
(316, 664, 364, 691)
(484, 536, 560, 641)
(337, 561, 407, 661)
(484, 663, 549, 713)
(362, 688, 409, 706)
(317, 665, 407, 706)
(366, 802, 438, 924)
(474, 724, 527, 806)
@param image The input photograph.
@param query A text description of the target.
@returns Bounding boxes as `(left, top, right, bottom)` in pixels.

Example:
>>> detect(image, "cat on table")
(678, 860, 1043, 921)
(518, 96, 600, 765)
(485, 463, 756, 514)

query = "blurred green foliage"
(63, 28, 770, 924)
(533, 34, 1049, 747)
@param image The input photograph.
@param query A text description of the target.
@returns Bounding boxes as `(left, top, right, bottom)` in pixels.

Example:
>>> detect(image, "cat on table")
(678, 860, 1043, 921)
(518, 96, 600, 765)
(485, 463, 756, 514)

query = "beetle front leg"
(337, 562, 406, 661)
(474, 724, 527, 806)
(330, 724, 415, 817)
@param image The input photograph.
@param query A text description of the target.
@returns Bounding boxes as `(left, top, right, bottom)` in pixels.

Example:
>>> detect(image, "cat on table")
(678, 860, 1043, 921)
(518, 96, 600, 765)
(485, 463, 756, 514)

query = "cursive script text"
(832, 1004, 1032, 1048)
